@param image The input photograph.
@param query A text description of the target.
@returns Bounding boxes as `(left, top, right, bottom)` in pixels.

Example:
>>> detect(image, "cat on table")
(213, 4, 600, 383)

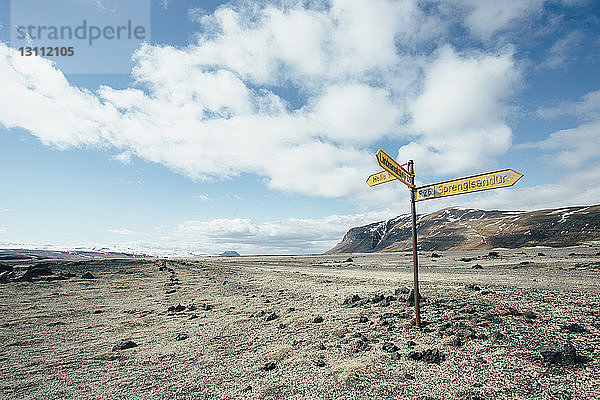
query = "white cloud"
(112, 150, 133, 164)
(156, 211, 395, 254)
(0, 227, 7, 234)
(403, 46, 519, 176)
(542, 31, 584, 70)
(521, 121, 600, 169)
(0, 1, 522, 203)
(197, 194, 210, 201)
(455, 0, 544, 40)
(538, 89, 600, 120)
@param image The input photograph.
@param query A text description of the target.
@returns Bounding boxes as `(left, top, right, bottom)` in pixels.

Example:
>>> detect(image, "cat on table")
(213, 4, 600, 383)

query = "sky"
(0, 0, 599, 255)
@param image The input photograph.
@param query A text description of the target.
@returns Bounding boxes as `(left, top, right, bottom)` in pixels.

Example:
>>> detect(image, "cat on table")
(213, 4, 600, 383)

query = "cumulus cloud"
(155, 210, 395, 254)
(0, 0, 526, 203)
(400, 46, 519, 176)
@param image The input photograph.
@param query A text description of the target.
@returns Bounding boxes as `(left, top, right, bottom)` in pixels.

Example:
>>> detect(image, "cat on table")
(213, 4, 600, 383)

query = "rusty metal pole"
(408, 160, 421, 328)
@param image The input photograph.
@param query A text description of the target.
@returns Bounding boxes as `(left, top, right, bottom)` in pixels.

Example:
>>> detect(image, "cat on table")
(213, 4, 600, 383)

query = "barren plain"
(1, 246, 600, 399)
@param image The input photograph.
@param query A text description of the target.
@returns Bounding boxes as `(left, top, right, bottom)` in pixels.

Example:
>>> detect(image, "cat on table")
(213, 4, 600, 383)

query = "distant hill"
(220, 251, 240, 257)
(326, 205, 600, 254)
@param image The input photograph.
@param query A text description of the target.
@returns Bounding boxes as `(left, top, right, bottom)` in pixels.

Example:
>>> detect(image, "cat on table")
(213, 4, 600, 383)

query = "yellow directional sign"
(376, 149, 414, 188)
(415, 169, 523, 202)
(366, 170, 396, 187)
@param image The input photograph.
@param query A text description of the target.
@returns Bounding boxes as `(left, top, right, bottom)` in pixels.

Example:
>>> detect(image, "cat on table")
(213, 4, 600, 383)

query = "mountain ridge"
(326, 205, 600, 254)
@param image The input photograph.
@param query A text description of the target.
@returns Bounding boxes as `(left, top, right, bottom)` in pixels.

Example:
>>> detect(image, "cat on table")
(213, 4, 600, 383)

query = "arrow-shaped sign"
(366, 170, 397, 187)
(376, 149, 414, 188)
(415, 169, 523, 201)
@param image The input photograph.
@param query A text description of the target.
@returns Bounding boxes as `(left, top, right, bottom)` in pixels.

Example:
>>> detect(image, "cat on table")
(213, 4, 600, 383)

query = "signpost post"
(367, 149, 523, 329)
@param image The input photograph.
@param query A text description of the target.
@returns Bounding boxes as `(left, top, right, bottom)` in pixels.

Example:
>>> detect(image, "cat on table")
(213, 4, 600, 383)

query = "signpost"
(376, 149, 414, 188)
(367, 150, 523, 329)
(366, 170, 396, 187)
(415, 169, 523, 202)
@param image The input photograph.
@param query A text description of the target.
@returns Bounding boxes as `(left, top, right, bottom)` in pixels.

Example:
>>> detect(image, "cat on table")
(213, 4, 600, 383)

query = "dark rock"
(315, 359, 326, 367)
(0, 264, 12, 273)
(465, 284, 481, 291)
(431, 253, 441, 258)
(343, 294, 362, 307)
(524, 311, 537, 319)
(472, 264, 483, 269)
(265, 312, 278, 322)
(460, 257, 474, 262)
(391, 351, 401, 360)
(353, 332, 368, 342)
(255, 310, 266, 318)
(395, 287, 410, 296)
(372, 294, 385, 303)
(243, 385, 252, 392)
(288, 307, 296, 311)
(407, 340, 416, 348)
(93, 310, 103, 314)
(358, 316, 369, 323)
(483, 313, 501, 324)
(540, 341, 583, 364)
(29, 265, 53, 277)
(537, 252, 546, 256)
(488, 251, 499, 258)
(345, 257, 353, 262)
(408, 348, 445, 364)
(451, 336, 463, 347)
(503, 307, 521, 316)
(278, 323, 286, 329)
(112, 340, 137, 351)
(318, 343, 326, 350)
(200, 304, 213, 311)
(562, 323, 587, 333)
(382, 342, 399, 353)
(13, 269, 34, 282)
(175, 333, 189, 341)
(0, 271, 11, 283)
(158, 266, 168, 271)
(63, 272, 76, 278)
(406, 289, 423, 306)
(81, 272, 95, 279)
(262, 362, 277, 371)
(168, 304, 186, 313)
(165, 289, 176, 294)
(313, 316, 324, 323)
(353, 340, 372, 352)
(520, 261, 531, 265)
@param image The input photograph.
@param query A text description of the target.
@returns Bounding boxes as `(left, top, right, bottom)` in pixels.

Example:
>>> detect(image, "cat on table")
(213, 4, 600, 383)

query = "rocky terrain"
(327, 205, 600, 254)
(1, 247, 599, 399)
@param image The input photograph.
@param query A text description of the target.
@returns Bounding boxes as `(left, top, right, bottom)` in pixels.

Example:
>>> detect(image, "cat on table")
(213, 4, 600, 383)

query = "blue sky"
(0, 0, 599, 255)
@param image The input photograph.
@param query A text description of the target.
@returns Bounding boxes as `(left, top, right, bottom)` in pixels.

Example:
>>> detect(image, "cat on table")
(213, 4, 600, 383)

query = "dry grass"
(0, 247, 599, 399)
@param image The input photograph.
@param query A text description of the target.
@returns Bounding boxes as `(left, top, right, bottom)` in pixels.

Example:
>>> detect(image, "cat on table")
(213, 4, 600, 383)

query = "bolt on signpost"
(368, 149, 523, 329)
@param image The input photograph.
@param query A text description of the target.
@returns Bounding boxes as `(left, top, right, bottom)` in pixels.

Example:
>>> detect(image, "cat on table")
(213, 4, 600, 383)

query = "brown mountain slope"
(326, 205, 600, 253)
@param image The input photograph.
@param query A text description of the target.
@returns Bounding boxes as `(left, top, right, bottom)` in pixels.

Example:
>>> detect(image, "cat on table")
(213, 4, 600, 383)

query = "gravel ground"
(1, 246, 599, 399)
